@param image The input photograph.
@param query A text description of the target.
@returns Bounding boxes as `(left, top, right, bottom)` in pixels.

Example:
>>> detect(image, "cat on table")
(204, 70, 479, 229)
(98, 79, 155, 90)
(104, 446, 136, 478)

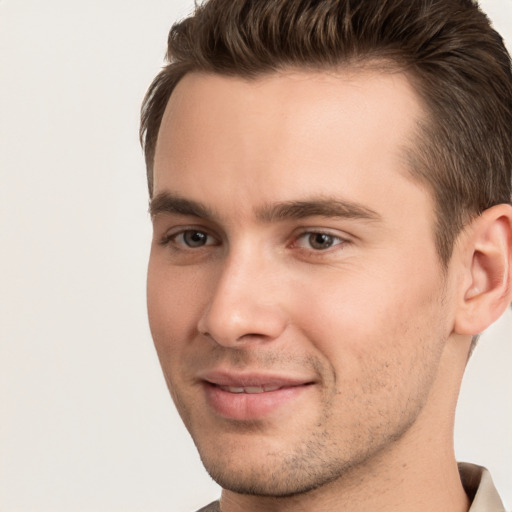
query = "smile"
(218, 385, 282, 394)
(199, 372, 315, 420)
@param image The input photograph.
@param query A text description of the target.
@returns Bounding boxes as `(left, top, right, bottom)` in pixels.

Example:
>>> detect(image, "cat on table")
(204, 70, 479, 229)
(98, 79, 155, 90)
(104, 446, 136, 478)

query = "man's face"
(148, 69, 457, 496)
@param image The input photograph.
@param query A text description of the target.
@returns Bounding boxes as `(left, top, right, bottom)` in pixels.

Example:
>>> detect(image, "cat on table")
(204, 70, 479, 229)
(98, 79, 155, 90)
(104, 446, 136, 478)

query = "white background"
(0, 1, 511, 510)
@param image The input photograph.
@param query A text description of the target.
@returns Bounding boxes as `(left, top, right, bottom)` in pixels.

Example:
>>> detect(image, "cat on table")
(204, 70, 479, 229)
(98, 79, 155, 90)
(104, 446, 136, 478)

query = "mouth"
(215, 384, 286, 394)
(200, 372, 315, 420)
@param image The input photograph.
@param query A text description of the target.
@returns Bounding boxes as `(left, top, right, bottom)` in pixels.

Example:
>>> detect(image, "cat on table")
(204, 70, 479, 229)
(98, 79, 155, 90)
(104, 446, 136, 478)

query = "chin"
(195, 433, 358, 498)
(202, 457, 339, 498)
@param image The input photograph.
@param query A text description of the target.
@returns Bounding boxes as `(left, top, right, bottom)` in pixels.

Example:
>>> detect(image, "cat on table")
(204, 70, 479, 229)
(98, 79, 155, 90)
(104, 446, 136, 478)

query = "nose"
(197, 250, 289, 347)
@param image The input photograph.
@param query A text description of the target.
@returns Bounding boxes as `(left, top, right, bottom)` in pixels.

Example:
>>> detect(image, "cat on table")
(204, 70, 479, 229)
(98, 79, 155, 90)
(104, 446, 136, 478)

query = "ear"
(454, 203, 512, 336)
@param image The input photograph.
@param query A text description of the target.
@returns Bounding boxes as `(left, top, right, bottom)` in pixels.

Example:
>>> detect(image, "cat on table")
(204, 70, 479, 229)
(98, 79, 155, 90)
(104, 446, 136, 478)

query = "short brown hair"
(140, 0, 512, 265)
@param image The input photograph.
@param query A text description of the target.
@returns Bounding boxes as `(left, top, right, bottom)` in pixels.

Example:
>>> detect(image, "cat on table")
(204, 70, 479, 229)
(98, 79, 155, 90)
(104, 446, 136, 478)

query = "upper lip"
(198, 370, 314, 388)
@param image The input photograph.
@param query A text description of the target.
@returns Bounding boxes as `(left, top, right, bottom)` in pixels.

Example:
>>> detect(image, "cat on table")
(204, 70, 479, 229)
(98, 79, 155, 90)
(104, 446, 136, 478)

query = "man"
(140, 0, 512, 510)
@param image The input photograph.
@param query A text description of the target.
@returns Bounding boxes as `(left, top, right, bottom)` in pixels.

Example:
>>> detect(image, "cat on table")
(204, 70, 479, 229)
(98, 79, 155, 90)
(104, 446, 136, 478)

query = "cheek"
(146, 260, 203, 360)
(292, 260, 447, 369)
(292, 271, 448, 432)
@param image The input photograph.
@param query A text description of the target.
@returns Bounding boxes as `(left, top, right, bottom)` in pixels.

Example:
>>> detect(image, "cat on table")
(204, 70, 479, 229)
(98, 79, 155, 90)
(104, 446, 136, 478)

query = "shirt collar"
(459, 462, 506, 512)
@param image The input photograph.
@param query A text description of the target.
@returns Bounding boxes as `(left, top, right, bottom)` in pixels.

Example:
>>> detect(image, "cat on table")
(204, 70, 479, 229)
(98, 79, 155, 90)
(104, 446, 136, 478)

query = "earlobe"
(454, 204, 512, 336)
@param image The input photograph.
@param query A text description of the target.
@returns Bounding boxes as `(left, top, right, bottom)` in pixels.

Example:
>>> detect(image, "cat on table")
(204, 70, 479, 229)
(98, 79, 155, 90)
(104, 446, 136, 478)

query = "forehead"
(153, 68, 431, 225)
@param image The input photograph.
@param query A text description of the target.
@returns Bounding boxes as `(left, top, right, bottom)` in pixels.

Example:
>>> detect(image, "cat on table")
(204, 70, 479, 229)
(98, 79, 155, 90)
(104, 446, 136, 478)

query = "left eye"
(296, 232, 344, 250)
(176, 230, 216, 248)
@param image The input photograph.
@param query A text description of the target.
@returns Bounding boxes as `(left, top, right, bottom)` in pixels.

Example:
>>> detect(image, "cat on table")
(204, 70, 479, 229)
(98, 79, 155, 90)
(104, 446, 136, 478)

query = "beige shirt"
(197, 463, 506, 512)
(459, 463, 506, 512)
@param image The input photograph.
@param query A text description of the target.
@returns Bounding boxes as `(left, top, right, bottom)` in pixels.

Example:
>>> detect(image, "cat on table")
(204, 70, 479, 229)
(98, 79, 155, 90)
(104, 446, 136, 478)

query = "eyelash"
(159, 229, 219, 249)
(292, 231, 346, 251)
(159, 228, 349, 255)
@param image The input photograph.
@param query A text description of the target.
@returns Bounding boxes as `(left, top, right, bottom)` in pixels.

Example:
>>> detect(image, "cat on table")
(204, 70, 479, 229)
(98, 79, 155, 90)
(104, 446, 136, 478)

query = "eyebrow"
(256, 198, 381, 223)
(149, 191, 381, 223)
(149, 192, 213, 219)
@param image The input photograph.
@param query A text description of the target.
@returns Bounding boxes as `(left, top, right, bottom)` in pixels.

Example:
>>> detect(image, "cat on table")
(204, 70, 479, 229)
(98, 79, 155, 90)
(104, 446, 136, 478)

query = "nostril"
(197, 289, 289, 347)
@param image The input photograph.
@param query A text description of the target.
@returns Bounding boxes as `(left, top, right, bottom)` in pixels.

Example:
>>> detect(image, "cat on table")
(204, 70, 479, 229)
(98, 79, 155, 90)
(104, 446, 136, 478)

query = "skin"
(148, 69, 477, 512)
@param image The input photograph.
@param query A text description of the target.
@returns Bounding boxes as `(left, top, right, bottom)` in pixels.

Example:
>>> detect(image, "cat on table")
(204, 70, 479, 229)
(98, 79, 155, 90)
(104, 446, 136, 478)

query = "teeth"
(244, 386, 265, 394)
(219, 385, 282, 394)
(222, 386, 245, 393)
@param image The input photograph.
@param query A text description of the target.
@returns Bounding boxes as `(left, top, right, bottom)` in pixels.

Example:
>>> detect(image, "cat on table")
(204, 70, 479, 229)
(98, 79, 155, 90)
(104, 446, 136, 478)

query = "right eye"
(161, 229, 218, 249)
(179, 230, 211, 248)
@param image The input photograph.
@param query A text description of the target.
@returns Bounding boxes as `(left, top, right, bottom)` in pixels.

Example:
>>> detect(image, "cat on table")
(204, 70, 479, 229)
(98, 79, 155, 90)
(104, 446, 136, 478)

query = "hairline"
(146, 56, 412, 189)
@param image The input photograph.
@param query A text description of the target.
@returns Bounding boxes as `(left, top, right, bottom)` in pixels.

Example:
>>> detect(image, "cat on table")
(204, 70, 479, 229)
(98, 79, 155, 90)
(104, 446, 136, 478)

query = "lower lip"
(203, 383, 311, 421)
